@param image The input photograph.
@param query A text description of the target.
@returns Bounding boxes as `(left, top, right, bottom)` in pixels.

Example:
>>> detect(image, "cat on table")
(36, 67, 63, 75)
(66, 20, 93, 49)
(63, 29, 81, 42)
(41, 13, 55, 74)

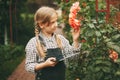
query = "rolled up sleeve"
(59, 35, 81, 60)
(72, 43, 81, 53)
(25, 38, 39, 74)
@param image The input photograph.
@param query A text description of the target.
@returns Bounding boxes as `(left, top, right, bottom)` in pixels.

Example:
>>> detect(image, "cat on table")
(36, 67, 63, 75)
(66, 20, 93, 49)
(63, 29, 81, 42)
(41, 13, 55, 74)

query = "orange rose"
(109, 50, 118, 62)
(69, 2, 81, 30)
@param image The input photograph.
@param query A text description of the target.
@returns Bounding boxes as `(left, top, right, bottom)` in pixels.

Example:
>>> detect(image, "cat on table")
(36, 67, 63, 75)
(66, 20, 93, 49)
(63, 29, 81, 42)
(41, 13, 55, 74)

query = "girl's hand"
(72, 28, 80, 42)
(44, 57, 57, 67)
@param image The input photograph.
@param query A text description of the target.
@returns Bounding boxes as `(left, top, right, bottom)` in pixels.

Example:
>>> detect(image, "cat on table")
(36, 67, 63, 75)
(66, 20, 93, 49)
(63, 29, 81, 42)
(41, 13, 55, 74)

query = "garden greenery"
(0, 44, 25, 80)
(55, 0, 120, 80)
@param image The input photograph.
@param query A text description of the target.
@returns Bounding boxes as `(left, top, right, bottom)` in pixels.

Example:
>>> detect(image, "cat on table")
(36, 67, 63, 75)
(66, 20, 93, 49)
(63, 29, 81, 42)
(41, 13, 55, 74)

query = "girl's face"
(40, 14, 58, 35)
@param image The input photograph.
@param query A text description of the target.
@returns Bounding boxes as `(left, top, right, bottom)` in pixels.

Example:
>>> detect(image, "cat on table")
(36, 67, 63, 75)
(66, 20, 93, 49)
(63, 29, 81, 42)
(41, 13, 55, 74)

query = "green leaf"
(115, 70, 120, 76)
(95, 60, 112, 67)
(95, 31, 101, 37)
(112, 34, 120, 39)
(102, 66, 111, 73)
(88, 23, 95, 28)
(85, 29, 94, 37)
(94, 67, 101, 72)
(106, 42, 120, 53)
(89, 0, 95, 1)
(115, 59, 120, 63)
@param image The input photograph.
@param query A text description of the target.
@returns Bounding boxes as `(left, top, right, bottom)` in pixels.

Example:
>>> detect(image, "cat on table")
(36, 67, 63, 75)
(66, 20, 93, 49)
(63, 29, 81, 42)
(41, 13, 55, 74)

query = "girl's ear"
(40, 22, 49, 28)
(38, 23, 44, 29)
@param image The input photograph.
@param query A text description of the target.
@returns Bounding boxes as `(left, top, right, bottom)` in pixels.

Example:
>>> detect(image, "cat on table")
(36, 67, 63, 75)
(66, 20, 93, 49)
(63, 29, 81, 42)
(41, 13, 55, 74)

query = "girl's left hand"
(72, 28, 80, 42)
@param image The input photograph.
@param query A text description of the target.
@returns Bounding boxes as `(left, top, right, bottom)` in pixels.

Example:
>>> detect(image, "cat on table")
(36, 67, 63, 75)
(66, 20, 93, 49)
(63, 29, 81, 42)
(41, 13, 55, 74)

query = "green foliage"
(0, 44, 25, 80)
(0, 0, 34, 45)
(55, 0, 120, 80)
(16, 13, 34, 45)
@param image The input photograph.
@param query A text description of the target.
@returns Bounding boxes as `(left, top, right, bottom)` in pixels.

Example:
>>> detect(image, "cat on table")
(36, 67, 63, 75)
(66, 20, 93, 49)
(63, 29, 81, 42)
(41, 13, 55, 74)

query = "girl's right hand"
(44, 57, 57, 67)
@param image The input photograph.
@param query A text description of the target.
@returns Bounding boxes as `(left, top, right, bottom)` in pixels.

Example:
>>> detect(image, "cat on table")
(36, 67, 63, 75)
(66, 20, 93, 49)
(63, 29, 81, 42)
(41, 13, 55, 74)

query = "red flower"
(81, 39, 86, 43)
(109, 50, 118, 62)
(66, 0, 69, 2)
(69, 2, 81, 30)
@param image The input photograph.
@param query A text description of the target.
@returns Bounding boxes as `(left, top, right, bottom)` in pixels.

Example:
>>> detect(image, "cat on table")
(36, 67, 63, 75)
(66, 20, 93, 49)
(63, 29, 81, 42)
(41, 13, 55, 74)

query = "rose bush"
(56, 0, 120, 80)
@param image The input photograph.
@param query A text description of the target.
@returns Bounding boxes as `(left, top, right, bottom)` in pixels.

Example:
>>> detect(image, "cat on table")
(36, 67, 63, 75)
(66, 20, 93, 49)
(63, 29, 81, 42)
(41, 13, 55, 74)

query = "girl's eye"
(51, 21, 57, 24)
(51, 21, 55, 24)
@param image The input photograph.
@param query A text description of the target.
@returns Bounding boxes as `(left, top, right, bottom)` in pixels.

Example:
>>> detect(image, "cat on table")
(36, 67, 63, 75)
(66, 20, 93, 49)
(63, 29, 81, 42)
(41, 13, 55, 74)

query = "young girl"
(25, 6, 81, 80)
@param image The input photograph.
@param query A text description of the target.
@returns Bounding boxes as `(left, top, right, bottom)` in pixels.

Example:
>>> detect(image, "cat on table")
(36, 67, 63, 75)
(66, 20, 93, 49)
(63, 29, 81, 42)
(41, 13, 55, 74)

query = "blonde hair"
(34, 6, 62, 58)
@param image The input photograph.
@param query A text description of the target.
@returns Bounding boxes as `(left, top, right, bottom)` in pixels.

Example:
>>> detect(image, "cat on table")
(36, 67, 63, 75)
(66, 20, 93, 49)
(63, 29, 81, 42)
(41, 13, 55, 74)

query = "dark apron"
(36, 48, 66, 80)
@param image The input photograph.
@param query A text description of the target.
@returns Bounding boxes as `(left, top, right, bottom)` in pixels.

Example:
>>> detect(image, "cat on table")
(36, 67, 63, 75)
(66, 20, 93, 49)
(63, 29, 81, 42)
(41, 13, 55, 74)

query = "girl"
(25, 6, 81, 80)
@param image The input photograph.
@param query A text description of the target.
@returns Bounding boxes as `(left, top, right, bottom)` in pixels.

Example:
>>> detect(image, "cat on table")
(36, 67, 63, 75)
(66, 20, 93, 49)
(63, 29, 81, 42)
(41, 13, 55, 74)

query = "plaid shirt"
(25, 32, 81, 73)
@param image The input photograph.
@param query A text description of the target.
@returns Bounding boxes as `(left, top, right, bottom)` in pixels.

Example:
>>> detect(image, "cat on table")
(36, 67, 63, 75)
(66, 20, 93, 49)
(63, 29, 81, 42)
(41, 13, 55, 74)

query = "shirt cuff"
(25, 63, 39, 74)
(72, 43, 81, 52)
